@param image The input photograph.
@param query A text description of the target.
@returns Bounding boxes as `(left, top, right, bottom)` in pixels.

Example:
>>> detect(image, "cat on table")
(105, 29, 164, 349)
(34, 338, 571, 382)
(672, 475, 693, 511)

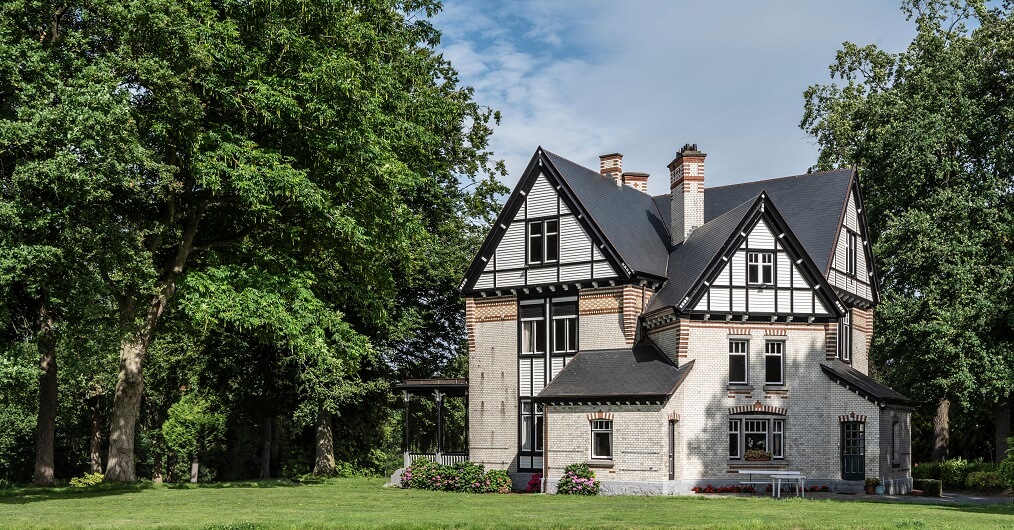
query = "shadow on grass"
(0, 478, 314, 505)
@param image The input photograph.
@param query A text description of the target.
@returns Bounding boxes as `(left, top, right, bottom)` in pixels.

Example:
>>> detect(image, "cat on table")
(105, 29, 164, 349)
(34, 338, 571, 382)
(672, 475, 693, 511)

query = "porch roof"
(535, 338, 694, 404)
(394, 378, 468, 396)
(820, 360, 915, 407)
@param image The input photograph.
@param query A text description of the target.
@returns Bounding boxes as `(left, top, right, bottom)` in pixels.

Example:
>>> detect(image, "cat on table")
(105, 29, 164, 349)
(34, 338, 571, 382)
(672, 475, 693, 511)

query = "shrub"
(400, 458, 510, 494)
(69, 473, 104, 488)
(999, 436, 1014, 490)
(966, 471, 1002, 490)
(864, 477, 880, 488)
(911, 462, 940, 480)
(556, 463, 600, 495)
(914, 479, 942, 497)
(938, 458, 996, 490)
(526, 472, 543, 492)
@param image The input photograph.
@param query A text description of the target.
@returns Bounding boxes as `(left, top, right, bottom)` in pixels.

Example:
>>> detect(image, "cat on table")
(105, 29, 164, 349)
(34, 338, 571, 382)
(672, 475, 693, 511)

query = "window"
(728, 420, 741, 458)
(528, 219, 559, 265)
(552, 300, 577, 353)
(729, 418, 785, 459)
(591, 420, 612, 459)
(748, 252, 774, 284)
(846, 230, 858, 277)
(729, 340, 748, 384)
(520, 302, 546, 355)
(520, 401, 544, 452)
(892, 421, 900, 466)
(764, 341, 784, 385)
(838, 310, 852, 363)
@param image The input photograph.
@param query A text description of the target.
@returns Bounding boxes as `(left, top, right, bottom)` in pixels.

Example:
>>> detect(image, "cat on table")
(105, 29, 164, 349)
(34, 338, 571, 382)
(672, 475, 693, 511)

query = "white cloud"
(435, 0, 916, 194)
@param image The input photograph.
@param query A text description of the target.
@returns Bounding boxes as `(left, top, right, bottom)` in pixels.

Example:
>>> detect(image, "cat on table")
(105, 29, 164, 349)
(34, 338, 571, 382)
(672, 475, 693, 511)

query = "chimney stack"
(621, 172, 649, 193)
(668, 143, 706, 245)
(599, 153, 623, 186)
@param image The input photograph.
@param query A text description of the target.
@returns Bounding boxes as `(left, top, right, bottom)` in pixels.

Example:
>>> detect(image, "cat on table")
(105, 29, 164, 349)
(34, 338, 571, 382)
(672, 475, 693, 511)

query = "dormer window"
(846, 230, 858, 277)
(528, 219, 559, 265)
(747, 252, 773, 284)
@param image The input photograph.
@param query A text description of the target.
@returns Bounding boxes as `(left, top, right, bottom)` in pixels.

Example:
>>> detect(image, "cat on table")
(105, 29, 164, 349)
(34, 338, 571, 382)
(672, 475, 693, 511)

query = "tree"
(802, 0, 1014, 461)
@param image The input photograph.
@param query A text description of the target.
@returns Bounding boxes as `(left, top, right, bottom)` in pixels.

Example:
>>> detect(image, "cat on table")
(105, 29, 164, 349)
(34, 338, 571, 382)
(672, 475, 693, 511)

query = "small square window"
(748, 252, 774, 284)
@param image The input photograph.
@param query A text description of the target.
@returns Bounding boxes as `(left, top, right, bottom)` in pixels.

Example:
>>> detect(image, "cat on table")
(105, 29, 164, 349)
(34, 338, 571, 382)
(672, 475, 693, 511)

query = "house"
(458, 144, 914, 495)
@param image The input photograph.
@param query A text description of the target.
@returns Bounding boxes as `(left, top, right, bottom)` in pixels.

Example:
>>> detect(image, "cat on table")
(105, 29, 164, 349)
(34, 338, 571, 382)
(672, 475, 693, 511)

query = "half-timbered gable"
(827, 181, 878, 308)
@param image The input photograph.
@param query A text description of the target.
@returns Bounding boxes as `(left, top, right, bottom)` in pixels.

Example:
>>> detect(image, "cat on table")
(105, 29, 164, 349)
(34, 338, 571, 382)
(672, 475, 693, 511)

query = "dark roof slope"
(536, 340, 693, 402)
(644, 197, 758, 313)
(544, 151, 670, 279)
(821, 360, 915, 407)
(705, 170, 854, 274)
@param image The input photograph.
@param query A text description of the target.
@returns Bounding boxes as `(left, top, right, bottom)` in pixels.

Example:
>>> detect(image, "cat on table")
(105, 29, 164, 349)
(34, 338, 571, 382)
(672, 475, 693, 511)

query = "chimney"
(668, 143, 706, 245)
(599, 153, 623, 186)
(621, 172, 649, 193)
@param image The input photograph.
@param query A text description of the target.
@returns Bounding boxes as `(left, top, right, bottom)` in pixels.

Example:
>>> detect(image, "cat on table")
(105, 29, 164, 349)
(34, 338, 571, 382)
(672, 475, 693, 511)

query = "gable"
(691, 217, 833, 316)
(462, 150, 622, 293)
(827, 182, 878, 305)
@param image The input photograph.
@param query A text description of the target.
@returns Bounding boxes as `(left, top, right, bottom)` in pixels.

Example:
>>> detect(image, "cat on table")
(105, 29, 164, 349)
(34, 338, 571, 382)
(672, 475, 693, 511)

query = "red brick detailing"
(587, 411, 614, 421)
(579, 287, 624, 316)
(764, 329, 787, 336)
(667, 411, 680, 422)
(599, 153, 623, 184)
(465, 297, 476, 356)
(852, 307, 874, 353)
(839, 412, 867, 423)
(465, 295, 516, 358)
(825, 323, 838, 361)
(729, 401, 787, 416)
(728, 328, 753, 335)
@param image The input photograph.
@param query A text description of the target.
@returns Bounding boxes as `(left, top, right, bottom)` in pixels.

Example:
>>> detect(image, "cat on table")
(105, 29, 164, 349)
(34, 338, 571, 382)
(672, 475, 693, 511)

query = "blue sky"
(432, 1, 918, 194)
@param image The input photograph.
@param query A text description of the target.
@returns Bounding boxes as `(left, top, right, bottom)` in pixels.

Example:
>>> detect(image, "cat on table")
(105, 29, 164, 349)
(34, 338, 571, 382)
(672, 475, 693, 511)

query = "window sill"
(727, 460, 788, 470)
(587, 459, 614, 468)
(727, 384, 753, 391)
(763, 384, 788, 391)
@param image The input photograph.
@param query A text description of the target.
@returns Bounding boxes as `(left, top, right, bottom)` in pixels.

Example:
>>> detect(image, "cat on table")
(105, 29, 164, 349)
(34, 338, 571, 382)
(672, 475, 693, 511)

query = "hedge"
(914, 479, 942, 497)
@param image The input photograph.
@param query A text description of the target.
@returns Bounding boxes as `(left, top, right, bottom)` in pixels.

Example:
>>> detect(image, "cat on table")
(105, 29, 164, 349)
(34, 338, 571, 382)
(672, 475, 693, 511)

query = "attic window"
(528, 219, 559, 265)
(846, 230, 858, 277)
(748, 252, 773, 285)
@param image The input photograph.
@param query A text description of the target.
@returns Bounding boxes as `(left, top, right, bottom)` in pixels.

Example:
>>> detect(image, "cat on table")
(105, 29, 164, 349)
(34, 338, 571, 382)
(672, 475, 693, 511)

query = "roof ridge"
(706, 168, 853, 191)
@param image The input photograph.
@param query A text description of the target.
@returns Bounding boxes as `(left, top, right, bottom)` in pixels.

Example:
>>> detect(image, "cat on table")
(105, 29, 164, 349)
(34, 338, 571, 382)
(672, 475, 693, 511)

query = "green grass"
(0, 477, 1012, 529)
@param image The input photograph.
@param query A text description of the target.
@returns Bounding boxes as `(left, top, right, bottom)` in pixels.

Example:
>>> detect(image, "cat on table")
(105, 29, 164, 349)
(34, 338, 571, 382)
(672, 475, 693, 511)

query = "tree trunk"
(152, 450, 164, 484)
(89, 395, 102, 474)
(190, 450, 199, 483)
(32, 301, 57, 487)
(259, 418, 272, 479)
(313, 409, 336, 476)
(932, 397, 950, 462)
(996, 394, 1011, 463)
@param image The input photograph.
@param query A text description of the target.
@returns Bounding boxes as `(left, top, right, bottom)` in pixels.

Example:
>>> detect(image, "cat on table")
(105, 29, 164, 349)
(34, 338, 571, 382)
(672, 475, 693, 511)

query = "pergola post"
(434, 390, 445, 461)
(402, 390, 410, 468)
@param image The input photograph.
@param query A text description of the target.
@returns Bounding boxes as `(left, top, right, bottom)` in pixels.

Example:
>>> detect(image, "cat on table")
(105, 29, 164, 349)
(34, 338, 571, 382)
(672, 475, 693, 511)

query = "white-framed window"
(520, 301, 546, 355)
(552, 300, 577, 353)
(591, 420, 612, 459)
(528, 219, 559, 265)
(728, 420, 741, 458)
(520, 401, 544, 453)
(729, 418, 785, 459)
(846, 230, 858, 277)
(764, 341, 784, 385)
(748, 252, 774, 284)
(729, 340, 748, 384)
(838, 309, 852, 363)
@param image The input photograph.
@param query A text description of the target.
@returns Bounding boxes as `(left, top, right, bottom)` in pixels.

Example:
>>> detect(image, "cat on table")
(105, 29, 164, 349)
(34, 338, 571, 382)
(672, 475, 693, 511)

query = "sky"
(431, 0, 918, 195)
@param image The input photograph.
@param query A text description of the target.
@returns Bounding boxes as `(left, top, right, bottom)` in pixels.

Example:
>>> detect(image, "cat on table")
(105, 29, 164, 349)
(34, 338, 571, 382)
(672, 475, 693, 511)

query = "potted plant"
(744, 449, 772, 461)
(865, 477, 880, 494)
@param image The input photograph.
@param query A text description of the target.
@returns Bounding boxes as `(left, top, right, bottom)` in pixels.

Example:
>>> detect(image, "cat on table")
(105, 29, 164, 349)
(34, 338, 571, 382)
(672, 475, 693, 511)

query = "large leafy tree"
(2, 0, 503, 482)
(802, 0, 1014, 461)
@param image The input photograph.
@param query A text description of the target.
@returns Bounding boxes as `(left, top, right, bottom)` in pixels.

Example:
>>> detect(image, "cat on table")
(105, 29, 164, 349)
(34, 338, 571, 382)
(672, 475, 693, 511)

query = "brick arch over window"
(838, 412, 867, 423)
(729, 401, 786, 416)
(587, 411, 614, 421)
(667, 411, 680, 422)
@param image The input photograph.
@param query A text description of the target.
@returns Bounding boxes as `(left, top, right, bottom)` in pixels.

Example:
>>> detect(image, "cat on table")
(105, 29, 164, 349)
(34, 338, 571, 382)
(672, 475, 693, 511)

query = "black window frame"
(729, 339, 749, 384)
(747, 251, 774, 285)
(764, 340, 784, 385)
(527, 218, 559, 266)
(846, 229, 859, 277)
(838, 309, 852, 363)
(728, 417, 784, 460)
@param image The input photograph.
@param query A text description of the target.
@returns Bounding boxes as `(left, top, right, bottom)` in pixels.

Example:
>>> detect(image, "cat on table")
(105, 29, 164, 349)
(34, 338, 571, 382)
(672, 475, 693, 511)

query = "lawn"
(1, 477, 1012, 529)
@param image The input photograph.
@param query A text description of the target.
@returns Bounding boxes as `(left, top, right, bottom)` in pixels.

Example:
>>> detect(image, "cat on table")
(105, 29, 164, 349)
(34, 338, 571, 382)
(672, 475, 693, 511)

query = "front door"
(841, 421, 865, 480)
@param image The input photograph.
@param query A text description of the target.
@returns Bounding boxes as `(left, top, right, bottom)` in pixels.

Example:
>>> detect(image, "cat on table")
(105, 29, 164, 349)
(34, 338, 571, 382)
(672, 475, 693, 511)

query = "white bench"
(736, 469, 806, 498)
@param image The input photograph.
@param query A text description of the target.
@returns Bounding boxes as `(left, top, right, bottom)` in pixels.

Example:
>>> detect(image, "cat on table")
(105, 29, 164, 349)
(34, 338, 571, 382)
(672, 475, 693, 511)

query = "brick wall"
(466, 295, 519, 471)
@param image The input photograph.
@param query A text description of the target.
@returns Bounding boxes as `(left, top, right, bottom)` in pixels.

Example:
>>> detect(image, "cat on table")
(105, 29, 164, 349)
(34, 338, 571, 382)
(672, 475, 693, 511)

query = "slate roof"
(535, 339, 694, 402)
(705, 170, 854, 274)
(820, 360, 915, 407)
(643, 196, 759, 314)
(544, 151, 670, 279)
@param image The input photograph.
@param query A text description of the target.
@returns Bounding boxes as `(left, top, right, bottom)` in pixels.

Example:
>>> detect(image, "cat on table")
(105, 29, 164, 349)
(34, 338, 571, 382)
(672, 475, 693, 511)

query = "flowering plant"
(526, 472, 543, 492)
(744, 449, 772, 460)
(556, 463, 600, 495)
(401, 458, 510, 493)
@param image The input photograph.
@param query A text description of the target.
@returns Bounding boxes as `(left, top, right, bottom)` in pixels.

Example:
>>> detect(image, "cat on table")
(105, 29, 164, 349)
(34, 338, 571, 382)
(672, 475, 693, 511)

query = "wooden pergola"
(394, 378, 468, 467)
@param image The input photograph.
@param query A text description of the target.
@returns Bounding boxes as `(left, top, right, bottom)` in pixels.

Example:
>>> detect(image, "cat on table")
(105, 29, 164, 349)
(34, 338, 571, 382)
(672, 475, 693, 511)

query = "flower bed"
(556, 463, 600, 495)
(400, 458, 511, 494)
(691, 484, 829, 494)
